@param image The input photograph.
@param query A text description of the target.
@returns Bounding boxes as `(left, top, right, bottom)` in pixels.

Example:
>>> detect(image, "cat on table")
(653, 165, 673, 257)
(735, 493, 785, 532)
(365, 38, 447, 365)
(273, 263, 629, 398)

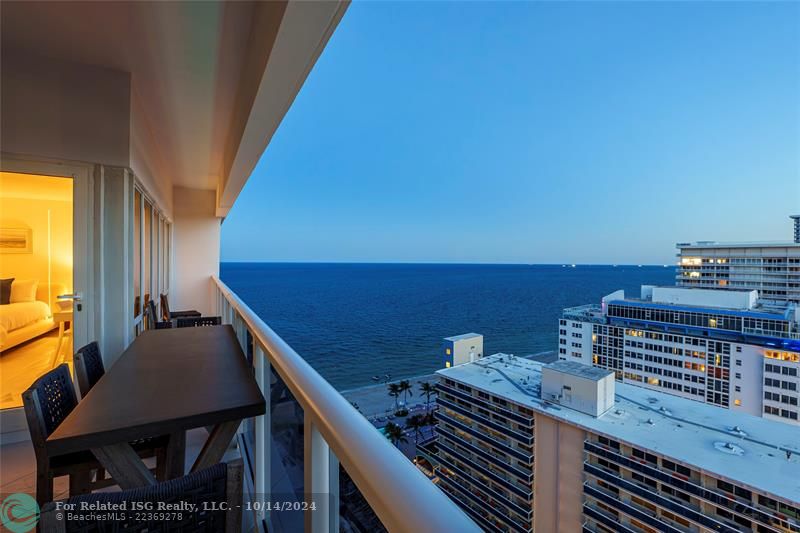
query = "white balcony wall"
(173, 187, 220, 317)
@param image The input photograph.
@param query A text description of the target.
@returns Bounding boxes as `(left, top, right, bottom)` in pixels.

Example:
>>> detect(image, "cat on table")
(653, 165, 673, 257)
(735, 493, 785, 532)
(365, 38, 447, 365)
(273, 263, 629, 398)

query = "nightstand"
(53, 308, 73, 366)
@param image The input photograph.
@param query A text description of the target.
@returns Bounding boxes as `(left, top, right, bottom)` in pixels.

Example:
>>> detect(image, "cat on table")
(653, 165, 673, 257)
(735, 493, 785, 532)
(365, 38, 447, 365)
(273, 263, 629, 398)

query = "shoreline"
(340, 349, 557, 394)
(341, 350, 557, 421)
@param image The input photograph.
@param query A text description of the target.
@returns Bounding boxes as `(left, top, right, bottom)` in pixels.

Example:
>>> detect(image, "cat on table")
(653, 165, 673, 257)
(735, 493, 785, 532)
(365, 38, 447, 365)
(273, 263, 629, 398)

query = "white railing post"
(328, 450, 339, 532)
(254, 342, 270, 526)
(304, 415, 331, 533)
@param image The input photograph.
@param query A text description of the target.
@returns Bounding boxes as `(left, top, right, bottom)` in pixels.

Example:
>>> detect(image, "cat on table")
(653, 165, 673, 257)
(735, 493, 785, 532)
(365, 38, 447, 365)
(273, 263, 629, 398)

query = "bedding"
(10, 279, 38, 303)
(0, 301, 51, 348)
(0, 282, 65, 351)
(0, 301, 51, 333)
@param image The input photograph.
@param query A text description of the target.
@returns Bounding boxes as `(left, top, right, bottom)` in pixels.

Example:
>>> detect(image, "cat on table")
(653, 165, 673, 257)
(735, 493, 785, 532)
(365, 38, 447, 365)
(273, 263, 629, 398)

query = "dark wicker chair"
(161, 293, 201, 321)
(40, 460, 243, 532)
(22, 365, 116, 505)
(145, 299, 173, 330)
(73, 342, 105, 398)
(176, 316, 222, 328)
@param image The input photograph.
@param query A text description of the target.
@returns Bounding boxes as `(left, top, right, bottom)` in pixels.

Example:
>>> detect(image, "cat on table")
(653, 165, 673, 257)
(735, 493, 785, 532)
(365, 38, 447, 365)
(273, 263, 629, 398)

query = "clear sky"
(221, 1, 800, 265)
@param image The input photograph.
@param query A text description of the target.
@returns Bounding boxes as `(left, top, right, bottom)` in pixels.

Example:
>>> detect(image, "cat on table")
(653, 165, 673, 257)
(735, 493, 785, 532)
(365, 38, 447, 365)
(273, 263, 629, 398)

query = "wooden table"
(47, 325, 266, 489)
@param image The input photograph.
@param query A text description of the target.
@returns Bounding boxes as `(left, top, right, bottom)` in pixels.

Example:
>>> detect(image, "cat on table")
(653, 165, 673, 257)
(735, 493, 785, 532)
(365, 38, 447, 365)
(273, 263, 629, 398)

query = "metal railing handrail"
(212, 276, 480, 533)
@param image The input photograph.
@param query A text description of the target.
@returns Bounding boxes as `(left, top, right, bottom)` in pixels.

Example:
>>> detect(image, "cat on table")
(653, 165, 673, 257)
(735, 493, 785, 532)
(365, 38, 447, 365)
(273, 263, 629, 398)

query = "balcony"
(0, 277, 479, 532)
(209, 277, 480, 531)
(583, 441, 791, 532)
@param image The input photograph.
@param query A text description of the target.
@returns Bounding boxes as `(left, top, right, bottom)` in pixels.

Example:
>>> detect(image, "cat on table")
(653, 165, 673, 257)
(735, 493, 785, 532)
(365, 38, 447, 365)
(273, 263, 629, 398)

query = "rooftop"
(607, 298, 794, 321)
(545, 360, 613, 382)
(677, 241, 800, 249)
(437, 354, 800, 504)
(444, 333, 483, 342)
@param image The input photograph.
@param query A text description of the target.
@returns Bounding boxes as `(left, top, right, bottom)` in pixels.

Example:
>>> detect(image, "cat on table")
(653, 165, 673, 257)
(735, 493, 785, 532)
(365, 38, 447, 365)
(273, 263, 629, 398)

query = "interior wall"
(173, 186, 220, 316)
(0, 181, 73, 294)
(0, 48, 131, 168)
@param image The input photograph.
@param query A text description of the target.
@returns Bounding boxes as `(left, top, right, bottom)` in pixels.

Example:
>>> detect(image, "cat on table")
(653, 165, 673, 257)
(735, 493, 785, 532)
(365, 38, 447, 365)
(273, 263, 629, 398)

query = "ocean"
(220, 263, 676, 391)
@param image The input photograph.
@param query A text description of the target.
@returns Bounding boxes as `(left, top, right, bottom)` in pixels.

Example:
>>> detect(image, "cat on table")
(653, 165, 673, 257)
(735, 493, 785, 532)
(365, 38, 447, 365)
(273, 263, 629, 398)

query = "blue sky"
(221, 1, 800, 265)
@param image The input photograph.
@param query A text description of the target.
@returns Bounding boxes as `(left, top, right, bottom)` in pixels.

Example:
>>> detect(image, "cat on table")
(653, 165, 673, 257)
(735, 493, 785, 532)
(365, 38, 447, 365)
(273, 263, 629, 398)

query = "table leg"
(52, 322, 65, 367)
(164, 431, 187, 479)
(91, 443, 157, 489)
(191, 420, 241, 473)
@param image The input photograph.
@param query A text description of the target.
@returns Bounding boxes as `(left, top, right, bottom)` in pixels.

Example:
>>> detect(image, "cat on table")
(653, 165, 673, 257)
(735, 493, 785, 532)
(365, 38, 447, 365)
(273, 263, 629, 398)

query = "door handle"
(57, 293, 82, 302)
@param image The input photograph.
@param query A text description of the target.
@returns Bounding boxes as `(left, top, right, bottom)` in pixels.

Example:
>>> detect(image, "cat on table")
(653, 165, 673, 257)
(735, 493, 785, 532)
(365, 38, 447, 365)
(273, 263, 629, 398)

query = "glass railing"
(436, 411, 532, 462)
(437, 425, 532, 481)
(437, 473, 532, 532)
(213, 277, 480, 533)
(436, 439, 532, 499)
(436, 382, 534, 426)
(583, 504, 639, 533)
(583, 483, 684, 533)
(437, 397, 533, 444)
(435, 455, 532, 517)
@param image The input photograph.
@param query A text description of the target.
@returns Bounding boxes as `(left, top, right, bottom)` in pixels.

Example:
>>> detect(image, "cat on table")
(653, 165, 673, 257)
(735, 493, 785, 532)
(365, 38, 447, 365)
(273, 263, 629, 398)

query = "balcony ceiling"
(0, 0, 348, 216)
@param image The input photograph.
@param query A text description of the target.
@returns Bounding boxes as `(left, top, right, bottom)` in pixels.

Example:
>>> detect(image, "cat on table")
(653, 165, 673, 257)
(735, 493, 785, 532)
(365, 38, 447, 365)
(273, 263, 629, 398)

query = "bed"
(0, 283, 65, 353)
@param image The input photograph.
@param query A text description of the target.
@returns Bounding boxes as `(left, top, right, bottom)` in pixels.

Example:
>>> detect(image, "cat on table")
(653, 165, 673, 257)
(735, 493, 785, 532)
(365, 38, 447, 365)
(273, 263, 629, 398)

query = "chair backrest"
(160, 293, 170, 321)
(74, 342, 105, 398)
(22, 364, 78, 463)
(144, 299, 157, 330)
(176, 316, 222, 328)
(41, 459, 243, 532)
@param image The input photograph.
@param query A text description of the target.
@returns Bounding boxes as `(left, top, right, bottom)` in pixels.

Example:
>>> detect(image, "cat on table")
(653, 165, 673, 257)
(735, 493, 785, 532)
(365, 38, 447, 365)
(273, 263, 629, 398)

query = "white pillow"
(10, 279, 38, 303)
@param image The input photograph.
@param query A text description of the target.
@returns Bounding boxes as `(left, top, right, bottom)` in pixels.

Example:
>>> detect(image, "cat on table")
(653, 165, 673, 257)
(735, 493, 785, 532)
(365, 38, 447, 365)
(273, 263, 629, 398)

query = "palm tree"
(387, 383, 400, 412)
(405, 414, 425, 445)
(422, 412, 437, 428)
(398, 380, 413, 408)
(419, 382, 436, 413)
(384, 422, 407, 448)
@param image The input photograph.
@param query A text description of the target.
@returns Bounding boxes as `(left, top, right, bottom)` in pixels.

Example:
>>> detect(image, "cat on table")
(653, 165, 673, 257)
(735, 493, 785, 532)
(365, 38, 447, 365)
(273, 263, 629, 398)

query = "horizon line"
(219, 261, 677, 267)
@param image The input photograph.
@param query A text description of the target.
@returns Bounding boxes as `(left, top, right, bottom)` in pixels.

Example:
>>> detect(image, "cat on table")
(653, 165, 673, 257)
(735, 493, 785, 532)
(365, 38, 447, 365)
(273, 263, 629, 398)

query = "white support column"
(304, 415, 331, 533)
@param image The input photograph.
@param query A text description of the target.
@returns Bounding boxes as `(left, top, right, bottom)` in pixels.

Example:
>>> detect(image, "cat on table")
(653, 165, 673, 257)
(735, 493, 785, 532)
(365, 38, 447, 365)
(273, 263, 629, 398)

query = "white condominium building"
(559, 286, 800, 426)
(676, 216, 800, 303)
(434, 356, 800, 533)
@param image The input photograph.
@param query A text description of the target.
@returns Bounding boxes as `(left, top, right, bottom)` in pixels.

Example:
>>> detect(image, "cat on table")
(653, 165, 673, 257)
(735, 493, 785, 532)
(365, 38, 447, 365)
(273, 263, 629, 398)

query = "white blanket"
(0, 301, 51, 335)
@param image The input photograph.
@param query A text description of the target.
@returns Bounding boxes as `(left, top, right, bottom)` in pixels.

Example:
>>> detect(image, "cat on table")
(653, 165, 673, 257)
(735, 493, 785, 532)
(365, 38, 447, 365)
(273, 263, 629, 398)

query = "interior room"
(0, 172, 73, 410)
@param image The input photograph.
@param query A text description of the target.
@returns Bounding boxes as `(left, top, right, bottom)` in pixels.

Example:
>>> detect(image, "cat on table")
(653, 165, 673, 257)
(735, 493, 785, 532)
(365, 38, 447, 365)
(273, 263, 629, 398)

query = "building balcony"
(1, 277, 480, 533)
(583, 441, 792, 532)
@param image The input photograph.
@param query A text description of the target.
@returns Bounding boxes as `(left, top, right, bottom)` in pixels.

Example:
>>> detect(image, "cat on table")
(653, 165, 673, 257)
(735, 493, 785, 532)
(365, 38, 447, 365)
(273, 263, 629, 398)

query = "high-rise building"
(434, 355, 800, 533)
(676, 216, 800, 302)
(558, 285, 800, 425)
